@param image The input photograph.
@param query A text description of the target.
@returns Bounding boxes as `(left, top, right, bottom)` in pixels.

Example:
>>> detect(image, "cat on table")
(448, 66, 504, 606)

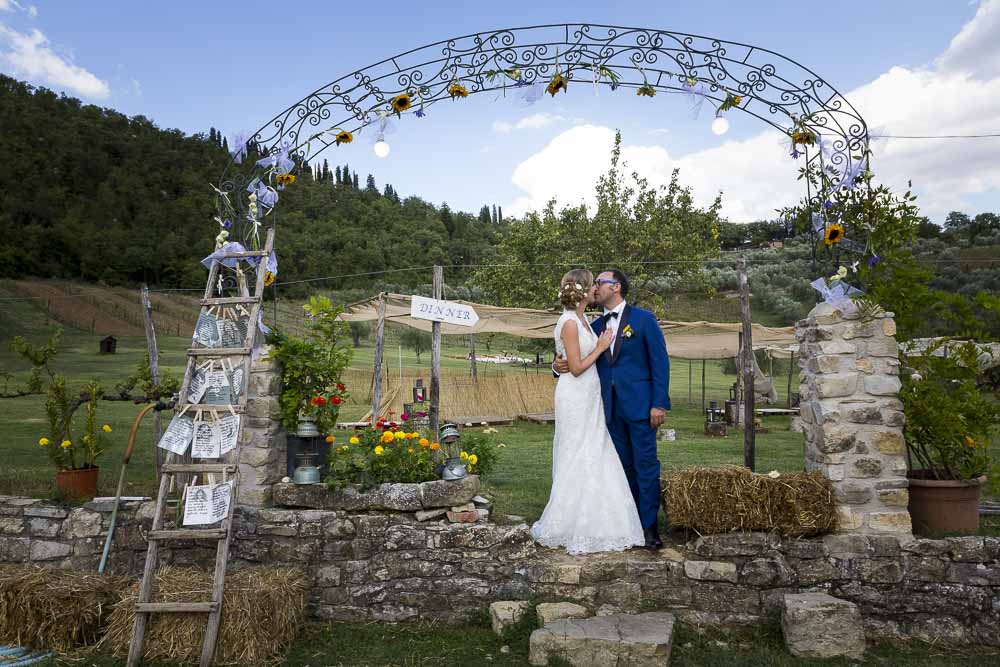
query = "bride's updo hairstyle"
(559, 269, 593, 309)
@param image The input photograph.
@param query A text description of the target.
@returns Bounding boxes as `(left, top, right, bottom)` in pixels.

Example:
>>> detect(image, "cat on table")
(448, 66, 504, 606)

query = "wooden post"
(140, 286, 163, 478)
(430, 266, 443, 438)
(469, 334, 478, 380)
(738, 257, 756, 471)
(787, 351, 795, 409)
(701, 358, 706, 414)
(688, 359, 693, 406)
(371, 294, 386, 418)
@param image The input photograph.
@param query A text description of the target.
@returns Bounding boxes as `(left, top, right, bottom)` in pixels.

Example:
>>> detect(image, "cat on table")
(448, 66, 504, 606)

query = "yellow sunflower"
(546, 73, 567, 96)
(264, 271, 276, 286)
(448, 83, 469, 99)
(276, 173, 296, 186)
(823, 223, 845, 246)
(335, 130, 353, 145)
(391, 93, 412, 115)
(792, 128, 816, 146)
(636, 84, 656, 98)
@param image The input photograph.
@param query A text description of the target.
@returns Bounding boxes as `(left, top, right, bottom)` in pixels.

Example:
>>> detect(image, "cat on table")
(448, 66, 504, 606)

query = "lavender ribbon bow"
(681, 80, 709, 119)
(255, 141, 295, 175)
(810, 277, 863, 311)
(201, 242, 250, 270)
(247, 178, 278, 210)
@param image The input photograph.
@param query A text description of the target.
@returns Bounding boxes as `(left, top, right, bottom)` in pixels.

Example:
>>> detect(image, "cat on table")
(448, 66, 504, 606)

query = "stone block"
(61, 508, 102, 539)
(27, 518, 61, 537)
(866, 337, 899, 358)
(835, 506, 864, 532)
(835, 482, 873, 505)
(809, 355, 853, 375)
(529, 612, 675, 667)
(0, 517, 23, 535)
(447, 511, 478, 523)
(841, 321, 879, 340)
(882, 319, 897, 336)
(865, 376, 901, 397)
(419, 476, 481, 509)
(850, 458, 882, 478)
(30, 540, 72, 561)
(869, 429, 905, 455)
(818, 425, 858, 454)
(537, 602, 590, 627)
(781, 593, 866, 660)
(489, 600, 530, 636)
(815, 373, 859, 398)
(683, 560, 738, 583)
(23, 506, 68, 519)
(415, 508, 447, 522)
(868, 511, 912, 535)
(877, 489, 909, 508)
(816, 340, 857, 355)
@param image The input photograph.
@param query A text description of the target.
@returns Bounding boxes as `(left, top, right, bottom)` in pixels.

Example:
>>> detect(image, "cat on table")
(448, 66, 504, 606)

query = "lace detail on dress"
(531, 311, 645, 555)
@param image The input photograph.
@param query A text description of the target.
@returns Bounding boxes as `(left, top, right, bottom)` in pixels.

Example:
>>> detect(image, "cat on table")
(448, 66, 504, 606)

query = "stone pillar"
(238, 345, 286, 507)
(796, 303, 911, 536)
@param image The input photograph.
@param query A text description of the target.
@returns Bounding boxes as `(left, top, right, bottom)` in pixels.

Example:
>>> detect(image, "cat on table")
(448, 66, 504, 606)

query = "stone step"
(781, 592, 866, 660)
(529, 612, 675, 666)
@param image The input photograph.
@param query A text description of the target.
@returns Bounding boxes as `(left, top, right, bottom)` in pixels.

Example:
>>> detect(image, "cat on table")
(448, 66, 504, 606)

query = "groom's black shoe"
(643, 527, 663, 550)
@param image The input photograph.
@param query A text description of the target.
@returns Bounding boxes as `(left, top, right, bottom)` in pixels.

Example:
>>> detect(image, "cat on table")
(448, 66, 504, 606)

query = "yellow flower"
(374, 446, 385, 456)
(264, 271, 276, 286)
(407, 447, 414, 454)
(350, 436, 360, 445)
(391, 93, 412, 114)
(102, 424, 112, 433)
(448, 83, 469, 99)
(460, 451, 469, 460)
(546, 73, 567, 96)
(82, 435, 93, 445)
(711, 226, 720, 242)
(419, 437, 429, 446)
(636, 84, 656, 98)
(335, 130, 353, 145)
(338, 445, 349, 453)
(326, 435, 336, 444)
(429, 442, 441, 451)
(60, 440, 72, 449)
(394, 431, 406, 441)
(38, 437, 50, 447)
(823, 223, 845, 246)
(792, 128, 816, 146)
(381, 432, 395, 444)
(965, 436, 977, 448)
(468, 454, 478, 465)
(276, 173, 296, 186)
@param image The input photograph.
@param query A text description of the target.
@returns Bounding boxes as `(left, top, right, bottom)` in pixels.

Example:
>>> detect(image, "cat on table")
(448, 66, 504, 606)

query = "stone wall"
(2, 495, 998, 645)
(796, 303, 911, 535)
(238, 348, 286, 507)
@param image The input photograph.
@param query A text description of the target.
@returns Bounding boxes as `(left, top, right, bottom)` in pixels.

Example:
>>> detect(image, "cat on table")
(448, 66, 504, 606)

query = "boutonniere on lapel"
(622, 324, 634, 339)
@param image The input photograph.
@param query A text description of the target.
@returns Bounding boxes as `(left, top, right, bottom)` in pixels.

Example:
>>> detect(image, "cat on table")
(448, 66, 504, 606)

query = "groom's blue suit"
(591, 304, 671, 529)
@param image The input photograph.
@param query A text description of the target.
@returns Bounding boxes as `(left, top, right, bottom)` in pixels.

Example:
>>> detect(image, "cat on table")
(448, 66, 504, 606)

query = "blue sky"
(2, 0, 998, 221)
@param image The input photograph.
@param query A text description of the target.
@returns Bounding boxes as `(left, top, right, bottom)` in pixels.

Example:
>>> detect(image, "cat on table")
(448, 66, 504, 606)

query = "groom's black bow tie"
(602, 311, 619, 323)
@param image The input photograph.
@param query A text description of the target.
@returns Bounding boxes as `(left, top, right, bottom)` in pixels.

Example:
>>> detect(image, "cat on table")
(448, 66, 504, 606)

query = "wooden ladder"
(127, 228, 274, 667)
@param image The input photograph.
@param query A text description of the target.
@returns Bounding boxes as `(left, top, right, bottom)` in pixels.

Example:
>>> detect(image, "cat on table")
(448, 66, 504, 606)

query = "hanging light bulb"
(374, 136, 391, 158)
(711, 115, 730, 135)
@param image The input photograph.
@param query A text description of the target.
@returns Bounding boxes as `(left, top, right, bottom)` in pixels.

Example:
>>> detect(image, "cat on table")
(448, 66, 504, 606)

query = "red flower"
(337, 383, 346, 392)
(400, 413, 410, 421)
(311, 396, 327, 407)
(416, 412, 427, 418)
(331, 396, 342, 405)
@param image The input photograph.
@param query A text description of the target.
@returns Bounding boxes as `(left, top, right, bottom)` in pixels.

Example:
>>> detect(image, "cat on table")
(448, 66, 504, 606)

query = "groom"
(554, 269, 671, 549)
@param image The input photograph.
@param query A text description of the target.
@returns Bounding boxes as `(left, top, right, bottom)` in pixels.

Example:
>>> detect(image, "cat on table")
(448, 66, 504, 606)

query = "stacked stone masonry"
(795, 303, 912, 535)
(2, 496, 999, 645)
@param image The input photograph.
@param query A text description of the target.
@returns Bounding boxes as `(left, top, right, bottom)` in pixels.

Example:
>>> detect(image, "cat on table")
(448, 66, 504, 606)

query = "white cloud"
(492, 112, 574, 134)
(506, 1, 1000, 222)
(0, 25, 109, 98)
(0, 0, 36, 16)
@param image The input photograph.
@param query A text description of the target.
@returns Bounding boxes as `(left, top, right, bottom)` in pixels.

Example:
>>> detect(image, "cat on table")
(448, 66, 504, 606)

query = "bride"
(531, 269, 646, 554)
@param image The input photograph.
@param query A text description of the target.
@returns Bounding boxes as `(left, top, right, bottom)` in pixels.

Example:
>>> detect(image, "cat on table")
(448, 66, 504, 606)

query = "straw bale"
(663, 466, 838, 537)
(102, 565, 308, 665)
(0, 564, 130, 652)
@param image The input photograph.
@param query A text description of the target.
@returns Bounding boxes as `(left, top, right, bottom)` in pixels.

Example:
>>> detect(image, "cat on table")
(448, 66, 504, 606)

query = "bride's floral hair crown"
(559, 269, 593, 308)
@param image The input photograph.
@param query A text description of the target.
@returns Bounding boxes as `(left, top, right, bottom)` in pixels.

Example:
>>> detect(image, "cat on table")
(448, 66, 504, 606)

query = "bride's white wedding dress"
(531, 310, 645, 554)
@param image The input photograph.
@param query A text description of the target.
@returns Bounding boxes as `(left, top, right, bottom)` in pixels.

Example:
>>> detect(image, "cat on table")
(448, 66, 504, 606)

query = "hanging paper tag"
(191, 417, 221, 458)
(187, 365, 210, 404)
(218, 318, 244, 348)
(194, 312, 222, 348)
(183, 480, 233, 526)
(229, 365, 244, 401)
(157, 413, 193, 455)
(203, 369, 232, 405)
(218, 413, 241, 455)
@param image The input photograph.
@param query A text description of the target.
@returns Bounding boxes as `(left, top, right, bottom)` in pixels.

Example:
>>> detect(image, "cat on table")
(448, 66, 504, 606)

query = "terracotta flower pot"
(56, 466, 99, 500)
(907, 473, 986, 535)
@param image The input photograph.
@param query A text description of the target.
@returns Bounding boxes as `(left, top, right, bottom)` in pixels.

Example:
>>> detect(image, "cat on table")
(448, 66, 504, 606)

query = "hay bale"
(0, 565, 131, 652)
(102, 565, 309, 665)
(663, 466, 838, 537)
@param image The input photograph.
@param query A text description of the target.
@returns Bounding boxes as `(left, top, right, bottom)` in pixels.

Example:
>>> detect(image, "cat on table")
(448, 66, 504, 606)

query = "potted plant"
(327, 414, 438, 490)
(42, 379, 110, 500)
(268, 296, 352, 436)
(901, 341, 1000, 534)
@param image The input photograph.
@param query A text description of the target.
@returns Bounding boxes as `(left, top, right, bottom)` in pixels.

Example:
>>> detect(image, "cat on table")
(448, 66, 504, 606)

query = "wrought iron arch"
(216, 24, 871, 247)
